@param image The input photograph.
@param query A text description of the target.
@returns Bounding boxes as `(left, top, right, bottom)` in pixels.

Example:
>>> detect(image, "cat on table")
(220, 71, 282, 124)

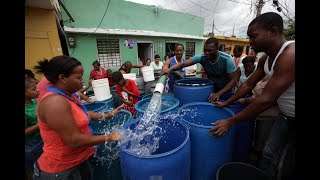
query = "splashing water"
(119, 92, 164, 156)
(178, 107, 203, 125)
(139, 98, 176, 111)
(92, 111, 130, 168)
(92, 99, 202, 167)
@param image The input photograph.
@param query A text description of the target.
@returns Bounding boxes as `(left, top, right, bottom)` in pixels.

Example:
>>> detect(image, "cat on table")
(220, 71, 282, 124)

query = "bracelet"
(99, 114, 105, 119)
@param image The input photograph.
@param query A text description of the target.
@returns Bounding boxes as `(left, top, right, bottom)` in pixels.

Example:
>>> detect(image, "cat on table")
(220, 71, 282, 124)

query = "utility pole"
(256, 0, 265, 17)
(231, 24, 235, 37)
(211, 13, 214, 36)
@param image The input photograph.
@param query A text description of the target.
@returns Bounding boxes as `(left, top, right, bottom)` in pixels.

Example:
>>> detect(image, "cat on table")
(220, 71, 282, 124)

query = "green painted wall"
(61, 0, 204, 36)
(61, 0, 206, 86)
(69, 34, 204, 86)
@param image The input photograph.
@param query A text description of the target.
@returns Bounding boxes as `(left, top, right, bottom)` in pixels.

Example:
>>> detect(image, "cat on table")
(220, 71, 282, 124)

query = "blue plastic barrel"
(178, 102, 235, 180)
(89, 109, 133, 135)
(226, 102, 254, 163)
(138, 91, 147, 100)
(173, 78, 214, 105)
(84, 101, 108, 113)
(135, 95, 180, 118)
(141, 92, 174, 100)
(99, 97, 115, 110)
(84, 96, 115, 113)
(119, 117, 190, 180)
(90, 109, 133, 180)
(219, 93, 255, 163)
(219, 91, 249, 101)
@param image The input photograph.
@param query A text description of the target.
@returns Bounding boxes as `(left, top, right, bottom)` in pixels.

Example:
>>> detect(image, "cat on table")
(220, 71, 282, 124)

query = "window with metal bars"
(185, 42, 195, 59)
(96, 39, 121, 68)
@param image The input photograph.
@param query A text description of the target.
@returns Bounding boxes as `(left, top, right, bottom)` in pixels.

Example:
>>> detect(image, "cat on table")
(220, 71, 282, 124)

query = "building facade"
(214, 36, 250, 56)
(25, 0, 65, 80)
(60, 0, 206, 84)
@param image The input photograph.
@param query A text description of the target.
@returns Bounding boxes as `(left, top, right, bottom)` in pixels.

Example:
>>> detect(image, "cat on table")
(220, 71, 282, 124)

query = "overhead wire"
(214, 0, 254, 36)
(225, 0, 252, 5)
(174, 0, 185, 12)
(185, 0, 216, 13)
(278, 0, 295, 18)
(70, 0, 111, 56)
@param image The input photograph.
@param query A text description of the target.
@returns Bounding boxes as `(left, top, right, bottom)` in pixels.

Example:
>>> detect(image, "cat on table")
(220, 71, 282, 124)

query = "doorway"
(137, 41, 153, 76)
(137, 41, 154, 65)
(166, 42, 178, 58)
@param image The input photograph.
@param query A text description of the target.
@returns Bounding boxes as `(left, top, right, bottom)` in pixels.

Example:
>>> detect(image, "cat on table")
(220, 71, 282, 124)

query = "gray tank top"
(264, 40, 295, 117)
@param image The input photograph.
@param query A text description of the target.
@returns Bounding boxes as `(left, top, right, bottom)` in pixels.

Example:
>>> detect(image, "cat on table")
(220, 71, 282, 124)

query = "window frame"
(96, 39, 121, 68)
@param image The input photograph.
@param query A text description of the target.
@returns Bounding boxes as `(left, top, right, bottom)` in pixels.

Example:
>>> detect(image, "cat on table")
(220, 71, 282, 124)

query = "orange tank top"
(233, 53, 247, 67)
(36, 92, 94, 173)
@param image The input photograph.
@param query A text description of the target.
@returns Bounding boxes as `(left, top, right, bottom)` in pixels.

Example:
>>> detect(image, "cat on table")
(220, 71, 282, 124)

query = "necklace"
(211, 59, 219, 65)
(209, 53, 220, 65)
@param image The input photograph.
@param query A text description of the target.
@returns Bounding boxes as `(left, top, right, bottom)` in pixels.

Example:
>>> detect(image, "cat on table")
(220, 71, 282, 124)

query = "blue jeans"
(258, 113, 295, 178)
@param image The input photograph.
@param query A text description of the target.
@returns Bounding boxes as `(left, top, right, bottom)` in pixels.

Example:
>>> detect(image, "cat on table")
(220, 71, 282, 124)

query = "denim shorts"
(33, 157, 94, 180)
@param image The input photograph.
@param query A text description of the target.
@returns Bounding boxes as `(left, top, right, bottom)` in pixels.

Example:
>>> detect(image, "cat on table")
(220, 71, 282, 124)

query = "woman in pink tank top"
(32, 55, 124, 179)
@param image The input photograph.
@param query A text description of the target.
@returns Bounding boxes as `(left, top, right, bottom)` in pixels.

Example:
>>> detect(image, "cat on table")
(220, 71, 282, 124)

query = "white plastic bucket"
(123, 73, 136, 80)
(135, 76, 145, 91)
(123, 73, 137, 85)
(141, 66, 155, 82)
(92, 78, 112, 101)
(92, 78, 108, 86)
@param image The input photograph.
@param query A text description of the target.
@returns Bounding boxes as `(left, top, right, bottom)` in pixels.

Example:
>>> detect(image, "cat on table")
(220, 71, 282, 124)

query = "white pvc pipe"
(154, 83, 164, 94)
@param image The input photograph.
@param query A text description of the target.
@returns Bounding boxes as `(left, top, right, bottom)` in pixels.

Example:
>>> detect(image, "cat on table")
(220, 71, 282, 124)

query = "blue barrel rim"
(141, 93, 153, 100)
(218, 99, 247, 109)
(178, 102, 235, 128)
(90, 108, 133, 135)
(119, 118, 190, 159)
(85, 95, 113, 103)
(83, 101, 107, 112)
(141, 93, 173, 100)
(114, 109, 132, 117)
(83, 101, 107, 106)
(174, 78, 213, 86)
(135, 95, 180, 114)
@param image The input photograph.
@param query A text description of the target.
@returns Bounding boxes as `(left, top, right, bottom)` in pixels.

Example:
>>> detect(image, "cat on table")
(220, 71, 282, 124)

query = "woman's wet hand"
(108, 131, 123, 141)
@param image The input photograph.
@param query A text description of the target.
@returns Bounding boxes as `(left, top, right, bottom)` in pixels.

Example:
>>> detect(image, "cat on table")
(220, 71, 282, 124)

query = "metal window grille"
(185, 42, 195, 59)
(96, 39, 121, 68)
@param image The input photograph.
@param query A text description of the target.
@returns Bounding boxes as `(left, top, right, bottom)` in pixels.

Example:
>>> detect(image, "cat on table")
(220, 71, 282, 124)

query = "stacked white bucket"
(91, 78, 112, 101)
(141, 66, 155, 82)
(122, 67, 155, 92)
(122, 73, 137, 83)
(123, 73, 145, 92)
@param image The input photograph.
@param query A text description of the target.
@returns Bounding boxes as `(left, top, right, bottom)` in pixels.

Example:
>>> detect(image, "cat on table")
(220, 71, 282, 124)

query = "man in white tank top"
(209, 12, 295, 179)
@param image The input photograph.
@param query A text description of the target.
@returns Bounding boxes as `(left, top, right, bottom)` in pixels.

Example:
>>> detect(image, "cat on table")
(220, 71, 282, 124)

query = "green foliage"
(284, 19, 295, 40)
